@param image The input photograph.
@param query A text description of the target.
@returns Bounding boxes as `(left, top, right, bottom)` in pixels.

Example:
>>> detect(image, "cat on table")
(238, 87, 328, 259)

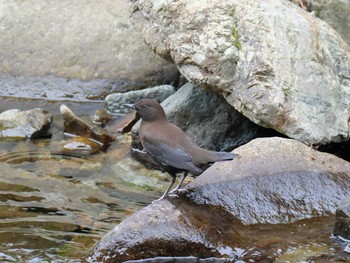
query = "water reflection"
(0, 97, 165, 262)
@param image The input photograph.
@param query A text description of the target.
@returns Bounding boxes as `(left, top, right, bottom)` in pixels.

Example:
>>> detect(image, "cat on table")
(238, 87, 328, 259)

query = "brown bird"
(125, 98, 238, 202)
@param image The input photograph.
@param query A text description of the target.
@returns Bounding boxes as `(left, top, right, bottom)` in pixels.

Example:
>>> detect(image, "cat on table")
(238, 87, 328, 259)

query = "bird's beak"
(123, 103, 136, 110)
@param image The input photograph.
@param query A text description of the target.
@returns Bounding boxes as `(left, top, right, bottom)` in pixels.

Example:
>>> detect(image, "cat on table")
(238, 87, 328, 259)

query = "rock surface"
(108, 112, 140, 134)
(162, 83, 273, 150)
(89, 137, 350, 262)
(0, 108, 52, 140)
(291, 0, 350, 45)
(61, 136, 101, 156)
(60, 105, 115, 147)
(88, 199, 242, 263)
(0, 0, 179, 100)
(189, 137, 350, 224)
(105, 85, 176, 114)
(130, 0, 350, 144)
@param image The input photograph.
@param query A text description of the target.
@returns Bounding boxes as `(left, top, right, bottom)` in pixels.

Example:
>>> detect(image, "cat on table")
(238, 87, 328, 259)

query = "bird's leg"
(169, 171, 189, 195)
(152, 174, 176, 203)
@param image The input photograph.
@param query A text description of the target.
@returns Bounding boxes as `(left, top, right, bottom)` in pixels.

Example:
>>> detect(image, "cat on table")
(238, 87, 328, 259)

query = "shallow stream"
(0, 96, 166, 262)
(0, 96, 348, 262)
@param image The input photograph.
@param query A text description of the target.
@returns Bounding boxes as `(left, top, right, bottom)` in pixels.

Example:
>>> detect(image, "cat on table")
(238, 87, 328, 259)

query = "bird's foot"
(151, 189, 189, 203)
(151, 194, 179, 203)
(169, 188, 189, 195)
(151, 197, 164, 204)
(167, 193, 179, 199)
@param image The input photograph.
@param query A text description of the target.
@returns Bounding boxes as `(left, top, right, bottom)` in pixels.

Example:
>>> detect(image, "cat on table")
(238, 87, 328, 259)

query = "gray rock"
(88, 199, 242, 263)
(0, 108, 52, 140)
(0, 0, 179, 100)
(190, 137, 350, 224)
(0, 74, 177, 102)
(315, 0, 350, 45)
(290, 0, 350, 45)
(162, 83, 269, 150)
(130, 0, 350, 144)
(105, 85, 176, 114)
(88, 137, 350, 262)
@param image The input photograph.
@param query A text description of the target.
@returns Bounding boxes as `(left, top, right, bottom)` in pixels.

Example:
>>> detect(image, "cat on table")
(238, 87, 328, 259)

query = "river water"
(0, 96, 348, 262)
(0, 96, 168, 262)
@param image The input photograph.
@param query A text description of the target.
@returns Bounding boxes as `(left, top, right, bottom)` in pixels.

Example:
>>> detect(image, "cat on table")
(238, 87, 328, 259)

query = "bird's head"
(124, 98, 166, 122)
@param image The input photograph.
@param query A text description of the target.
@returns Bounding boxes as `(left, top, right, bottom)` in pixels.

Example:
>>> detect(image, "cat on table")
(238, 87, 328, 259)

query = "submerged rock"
(61, 136, 101, 156)
(130, 0, 350, 144)
(92, 109, 115, 126)
(0, 108, 52, 140)
(60, 105, 115, 147)
(105, 85, 176, 114)
(89, 137, 350, 262)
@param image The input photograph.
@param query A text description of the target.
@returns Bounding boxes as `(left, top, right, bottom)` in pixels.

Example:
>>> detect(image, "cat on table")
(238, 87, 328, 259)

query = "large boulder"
(130, 0, 350, 144)
(189, 137, 350, 224)
(290, 0, 350, 45)
(88, 137, 350, 262)
(162, 83, 270, 151)
(0, 0, 179, 100)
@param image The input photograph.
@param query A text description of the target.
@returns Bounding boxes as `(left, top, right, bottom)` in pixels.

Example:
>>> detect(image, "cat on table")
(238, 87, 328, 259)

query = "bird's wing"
(142, 137, 203, 174)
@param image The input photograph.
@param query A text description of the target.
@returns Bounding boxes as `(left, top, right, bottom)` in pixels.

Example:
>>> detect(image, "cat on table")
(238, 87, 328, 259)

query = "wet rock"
(92, 108, 138, 135)
(61, 136, 101, 156)
(105, 85, 176, 114)
(88, 200, 243, 262)
(0, 108, 52, 140)
(107, 112, 140, 134)
(334, 198, 350, 240)
(92, 109, 115, 126)
(130, 0, 350, 144)
(60, 105, 115, 147)
(89, 137, 350, 262)
(190, 137, 350, 224)
(161, 83, 275, 150)
(0, 0, 179, 100)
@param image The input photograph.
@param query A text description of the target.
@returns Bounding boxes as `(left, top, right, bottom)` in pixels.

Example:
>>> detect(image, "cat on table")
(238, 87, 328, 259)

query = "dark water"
(0, 97, 348, 262)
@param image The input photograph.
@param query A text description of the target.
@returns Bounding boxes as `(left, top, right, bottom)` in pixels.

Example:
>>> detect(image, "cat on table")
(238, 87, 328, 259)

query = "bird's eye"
(140, 105, 147, 109)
